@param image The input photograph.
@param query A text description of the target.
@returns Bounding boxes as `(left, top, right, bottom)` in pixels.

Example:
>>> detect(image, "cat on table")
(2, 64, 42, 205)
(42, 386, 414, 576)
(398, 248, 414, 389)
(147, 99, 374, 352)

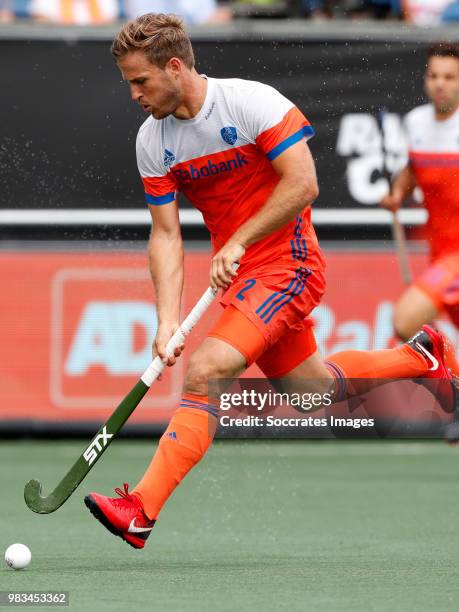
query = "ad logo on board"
(51, 268, 182, 409)
(335, 113, 408, 205)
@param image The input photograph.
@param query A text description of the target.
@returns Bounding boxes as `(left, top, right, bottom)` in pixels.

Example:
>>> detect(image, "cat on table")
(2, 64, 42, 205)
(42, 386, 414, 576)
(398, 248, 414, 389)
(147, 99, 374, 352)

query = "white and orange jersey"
(136, 77, 324, 271)
(405, 103, 459, 260)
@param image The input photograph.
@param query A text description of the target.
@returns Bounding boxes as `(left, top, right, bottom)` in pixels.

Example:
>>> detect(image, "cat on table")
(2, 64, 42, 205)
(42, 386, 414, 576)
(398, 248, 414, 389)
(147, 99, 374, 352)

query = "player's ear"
(166, 57, 182, 78)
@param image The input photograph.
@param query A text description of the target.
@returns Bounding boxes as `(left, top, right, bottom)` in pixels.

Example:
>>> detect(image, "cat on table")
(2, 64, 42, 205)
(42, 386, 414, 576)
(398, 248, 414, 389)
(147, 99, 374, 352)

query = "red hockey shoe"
(407, 325, 457, 415)
(84, 483, 155, 549)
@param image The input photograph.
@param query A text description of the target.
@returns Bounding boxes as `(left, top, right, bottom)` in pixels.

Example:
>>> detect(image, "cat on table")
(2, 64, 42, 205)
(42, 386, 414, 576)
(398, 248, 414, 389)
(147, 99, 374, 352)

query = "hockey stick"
(24, 284, 218, 514)
(377, 107, 413, 286)
(390, 210, 412, 286)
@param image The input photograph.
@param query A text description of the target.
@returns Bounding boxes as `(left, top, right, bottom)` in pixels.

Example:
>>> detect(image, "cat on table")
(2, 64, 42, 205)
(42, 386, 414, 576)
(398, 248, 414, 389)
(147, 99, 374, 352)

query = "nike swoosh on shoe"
(128, 518, 154, 534)
(414, 341, 439, 371)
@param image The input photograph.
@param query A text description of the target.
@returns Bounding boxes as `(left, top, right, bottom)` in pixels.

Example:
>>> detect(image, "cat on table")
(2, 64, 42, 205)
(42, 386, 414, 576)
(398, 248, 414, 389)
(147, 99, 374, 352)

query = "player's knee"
(183, 354, 232, 396)
(183, 365, 209, 396)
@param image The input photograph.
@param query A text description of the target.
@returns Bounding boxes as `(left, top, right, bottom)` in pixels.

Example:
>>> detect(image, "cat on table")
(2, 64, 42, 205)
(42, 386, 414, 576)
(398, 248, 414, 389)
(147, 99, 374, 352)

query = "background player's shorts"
(416, 253, 459, 326)
(209, 261, 326, 377)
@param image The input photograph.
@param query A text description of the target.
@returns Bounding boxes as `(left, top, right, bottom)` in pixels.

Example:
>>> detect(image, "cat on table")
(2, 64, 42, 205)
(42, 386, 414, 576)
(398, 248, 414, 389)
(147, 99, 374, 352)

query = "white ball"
(4, 544, 31, 570)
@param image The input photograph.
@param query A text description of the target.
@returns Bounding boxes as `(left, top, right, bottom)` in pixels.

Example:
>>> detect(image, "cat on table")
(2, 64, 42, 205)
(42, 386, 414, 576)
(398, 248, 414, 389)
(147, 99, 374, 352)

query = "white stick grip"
(140, 287, 217, 387)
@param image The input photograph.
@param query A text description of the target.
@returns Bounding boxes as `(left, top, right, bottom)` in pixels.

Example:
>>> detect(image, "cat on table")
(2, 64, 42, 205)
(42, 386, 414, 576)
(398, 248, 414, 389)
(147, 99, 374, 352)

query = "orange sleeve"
(256, 107, 314, 161)
(142, 174, 177, 206)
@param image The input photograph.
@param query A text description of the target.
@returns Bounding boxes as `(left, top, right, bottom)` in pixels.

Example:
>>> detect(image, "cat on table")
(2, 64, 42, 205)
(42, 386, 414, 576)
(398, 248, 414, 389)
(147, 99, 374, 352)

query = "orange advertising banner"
(1, 248, 457, 425)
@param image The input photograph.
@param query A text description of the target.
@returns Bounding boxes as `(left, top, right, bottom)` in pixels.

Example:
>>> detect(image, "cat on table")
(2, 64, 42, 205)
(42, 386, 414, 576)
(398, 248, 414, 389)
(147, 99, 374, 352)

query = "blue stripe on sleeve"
(266, 125, 315, 161)
(145, 192, 176, 206)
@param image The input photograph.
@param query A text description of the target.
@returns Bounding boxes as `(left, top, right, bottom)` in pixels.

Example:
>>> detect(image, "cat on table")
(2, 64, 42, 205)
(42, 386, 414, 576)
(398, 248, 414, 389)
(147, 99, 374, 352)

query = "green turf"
(1, 440, 459, 611)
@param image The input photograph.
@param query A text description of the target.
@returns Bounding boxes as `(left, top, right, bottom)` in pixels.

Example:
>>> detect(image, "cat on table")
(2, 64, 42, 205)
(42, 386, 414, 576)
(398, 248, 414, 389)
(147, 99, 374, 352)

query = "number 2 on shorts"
(235, 278, 256, 301)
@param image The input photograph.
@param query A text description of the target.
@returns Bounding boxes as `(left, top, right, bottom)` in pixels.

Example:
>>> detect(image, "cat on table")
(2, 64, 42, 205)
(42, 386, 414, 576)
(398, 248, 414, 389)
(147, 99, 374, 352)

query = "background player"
(381, 43, 459, 351)
(84, 14, 454, 550)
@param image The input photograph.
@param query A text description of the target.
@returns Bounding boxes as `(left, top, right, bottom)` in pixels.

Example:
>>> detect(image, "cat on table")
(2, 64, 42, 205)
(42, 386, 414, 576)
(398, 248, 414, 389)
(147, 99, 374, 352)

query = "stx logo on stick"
(83, 427, 113, 466)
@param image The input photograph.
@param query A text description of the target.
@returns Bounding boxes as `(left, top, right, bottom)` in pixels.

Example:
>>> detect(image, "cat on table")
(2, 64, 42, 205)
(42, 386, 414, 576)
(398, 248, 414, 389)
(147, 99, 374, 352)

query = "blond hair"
(111, 13, 195, 69)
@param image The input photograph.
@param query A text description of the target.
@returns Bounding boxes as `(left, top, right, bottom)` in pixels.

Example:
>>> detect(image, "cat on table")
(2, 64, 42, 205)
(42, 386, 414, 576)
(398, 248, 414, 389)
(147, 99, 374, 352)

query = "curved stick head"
(24, 479, 48, 514)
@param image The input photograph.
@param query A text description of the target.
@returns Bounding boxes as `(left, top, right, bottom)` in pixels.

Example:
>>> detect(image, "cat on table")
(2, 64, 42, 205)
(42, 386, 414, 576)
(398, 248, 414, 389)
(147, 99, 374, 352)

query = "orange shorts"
(416, 253, 459, 326)
(208, 262, 325, 377)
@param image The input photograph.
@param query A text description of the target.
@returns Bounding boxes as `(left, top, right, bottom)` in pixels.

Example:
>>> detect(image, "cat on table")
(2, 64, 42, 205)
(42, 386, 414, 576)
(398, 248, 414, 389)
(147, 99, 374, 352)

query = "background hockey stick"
(24, 284, 218, 514)
(391, 210, 412, 286)
(377, 107, 413, 286)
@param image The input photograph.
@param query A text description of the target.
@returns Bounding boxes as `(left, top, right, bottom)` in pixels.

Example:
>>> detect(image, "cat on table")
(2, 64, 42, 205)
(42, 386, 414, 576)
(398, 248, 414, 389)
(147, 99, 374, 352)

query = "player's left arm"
(210, 140, 318, 289)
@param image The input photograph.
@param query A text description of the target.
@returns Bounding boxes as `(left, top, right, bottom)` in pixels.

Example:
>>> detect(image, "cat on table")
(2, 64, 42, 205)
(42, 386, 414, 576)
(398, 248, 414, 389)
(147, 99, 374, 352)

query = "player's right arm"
(148, 202, 184, 366)
(381, 110, 418, 212)
(136, 125, 183, 366)
(380, 164, 417, 212)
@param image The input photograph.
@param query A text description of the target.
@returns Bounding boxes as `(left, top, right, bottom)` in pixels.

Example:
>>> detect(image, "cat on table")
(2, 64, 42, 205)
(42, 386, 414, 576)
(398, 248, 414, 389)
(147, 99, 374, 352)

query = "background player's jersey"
(136, 77, 324, 272)
(405, 103, 459, 260)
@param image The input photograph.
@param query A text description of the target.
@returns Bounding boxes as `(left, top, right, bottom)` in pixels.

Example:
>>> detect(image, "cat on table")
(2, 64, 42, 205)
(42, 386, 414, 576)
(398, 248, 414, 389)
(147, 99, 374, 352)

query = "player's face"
(425, 56, 459, 114)
(118, 51, 182, 120)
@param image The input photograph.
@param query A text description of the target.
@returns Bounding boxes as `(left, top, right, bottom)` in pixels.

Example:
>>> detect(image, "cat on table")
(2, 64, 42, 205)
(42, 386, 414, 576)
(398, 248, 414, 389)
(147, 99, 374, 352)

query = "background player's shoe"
(407, 325, 457, 414)
(84, 483, 155, 549)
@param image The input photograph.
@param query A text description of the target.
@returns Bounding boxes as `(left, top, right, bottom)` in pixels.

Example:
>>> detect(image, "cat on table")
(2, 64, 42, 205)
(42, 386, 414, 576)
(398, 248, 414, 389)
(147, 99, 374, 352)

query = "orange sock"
(132, 393, 217, 520)
(327, 344, 429, 379)
(326, 345, 429, 398)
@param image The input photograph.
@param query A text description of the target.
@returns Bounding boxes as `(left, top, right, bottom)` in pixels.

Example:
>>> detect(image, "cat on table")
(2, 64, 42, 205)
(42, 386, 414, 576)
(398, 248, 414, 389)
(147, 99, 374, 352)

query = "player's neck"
(434, 101, 459, 121)
(172, 71, 208, 121)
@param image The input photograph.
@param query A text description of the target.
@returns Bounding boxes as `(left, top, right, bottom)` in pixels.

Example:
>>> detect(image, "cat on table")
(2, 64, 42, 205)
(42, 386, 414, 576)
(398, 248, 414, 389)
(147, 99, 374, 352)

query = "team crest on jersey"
(220, 126, 238, 146)
(164, 149, 176, 168)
